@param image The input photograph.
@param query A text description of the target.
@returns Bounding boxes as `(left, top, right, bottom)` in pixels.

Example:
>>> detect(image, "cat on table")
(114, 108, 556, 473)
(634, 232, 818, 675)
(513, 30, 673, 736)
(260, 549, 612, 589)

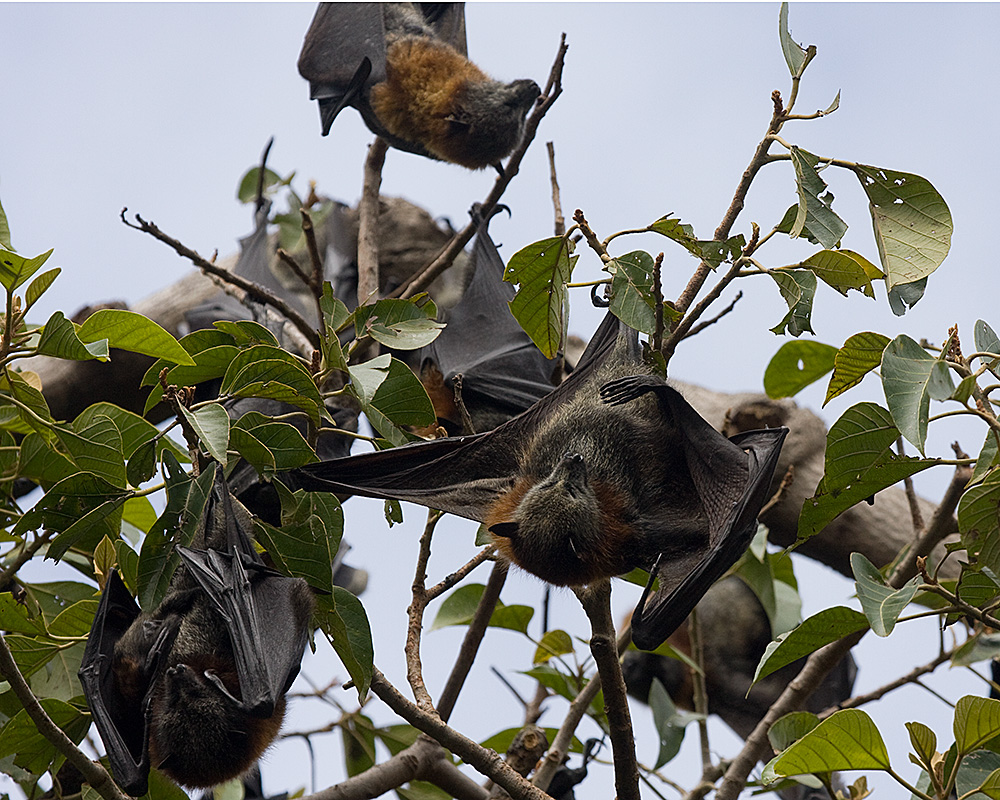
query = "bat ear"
(488, 521, 519, 540)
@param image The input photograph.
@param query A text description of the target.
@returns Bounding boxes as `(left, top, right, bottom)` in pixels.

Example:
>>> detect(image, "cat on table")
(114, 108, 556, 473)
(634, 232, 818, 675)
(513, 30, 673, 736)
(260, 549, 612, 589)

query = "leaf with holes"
(854, 165, 952, 289)
(824, 332, 890, 405)
(764, 340, 837, 398)
(789, 148, 848, 249)
(802, 249, 879, 298)
(770, 269, 817, 337)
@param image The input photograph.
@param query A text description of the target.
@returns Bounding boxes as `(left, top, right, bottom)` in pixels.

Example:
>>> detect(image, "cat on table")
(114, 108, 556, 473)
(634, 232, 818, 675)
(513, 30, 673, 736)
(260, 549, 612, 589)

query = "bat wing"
(298, 3, 387, 136)
(290, 309, 625, 520)
(177, 472, 311, 716)
(614, 380, 788, 650)
(78, 571, 176, 796)
(421, 209, 559, 430)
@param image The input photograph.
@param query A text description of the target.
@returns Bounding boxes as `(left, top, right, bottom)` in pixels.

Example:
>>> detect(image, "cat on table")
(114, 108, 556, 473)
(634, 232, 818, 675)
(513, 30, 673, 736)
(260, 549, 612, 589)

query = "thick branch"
(0, 633, 130, 800)
(369, 668, 551, 800)
(357, 138, 389, 306)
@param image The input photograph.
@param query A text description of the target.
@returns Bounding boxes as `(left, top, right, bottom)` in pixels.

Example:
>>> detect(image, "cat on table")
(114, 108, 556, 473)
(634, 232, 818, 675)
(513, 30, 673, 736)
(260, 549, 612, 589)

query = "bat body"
(417, 207, 560, 433)
(79, 468, 314, 795)
(298, 3, 540, 170)
(291, 312, 787, 650)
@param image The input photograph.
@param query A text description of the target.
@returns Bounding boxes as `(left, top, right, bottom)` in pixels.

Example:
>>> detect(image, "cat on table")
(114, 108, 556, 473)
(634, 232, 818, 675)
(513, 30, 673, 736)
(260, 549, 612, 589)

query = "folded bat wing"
(78, 571, 177, 797)
(177, 475, 310, 716)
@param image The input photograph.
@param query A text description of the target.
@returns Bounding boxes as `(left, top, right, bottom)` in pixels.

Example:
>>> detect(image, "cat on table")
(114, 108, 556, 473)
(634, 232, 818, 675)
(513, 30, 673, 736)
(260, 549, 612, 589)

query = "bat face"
(79, 469, 314, 795)
(292, 311, 788, 650)
(298, 3, 540, 169)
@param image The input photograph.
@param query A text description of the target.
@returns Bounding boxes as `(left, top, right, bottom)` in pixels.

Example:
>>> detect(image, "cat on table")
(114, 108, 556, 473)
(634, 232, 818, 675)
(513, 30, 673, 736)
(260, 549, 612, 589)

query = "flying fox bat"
(78, 467, 314, 795)
(297, 3, 540, 170)
(417, 207, 561, 434)
(290, 311, 787, 650)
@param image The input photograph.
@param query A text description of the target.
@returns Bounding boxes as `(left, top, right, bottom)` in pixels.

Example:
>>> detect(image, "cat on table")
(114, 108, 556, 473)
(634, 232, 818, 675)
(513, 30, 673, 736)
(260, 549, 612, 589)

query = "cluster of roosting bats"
(77, 4, 812, 797)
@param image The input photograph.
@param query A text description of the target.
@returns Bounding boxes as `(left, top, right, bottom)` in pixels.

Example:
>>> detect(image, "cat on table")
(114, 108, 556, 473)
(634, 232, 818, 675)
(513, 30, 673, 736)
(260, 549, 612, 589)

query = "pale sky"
(2, 3, 998, 798)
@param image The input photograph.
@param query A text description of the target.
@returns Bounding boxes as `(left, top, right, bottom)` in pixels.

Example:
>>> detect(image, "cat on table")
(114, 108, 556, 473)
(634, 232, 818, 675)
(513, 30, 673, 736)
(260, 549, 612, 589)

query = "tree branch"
(357, 137, 389, 306)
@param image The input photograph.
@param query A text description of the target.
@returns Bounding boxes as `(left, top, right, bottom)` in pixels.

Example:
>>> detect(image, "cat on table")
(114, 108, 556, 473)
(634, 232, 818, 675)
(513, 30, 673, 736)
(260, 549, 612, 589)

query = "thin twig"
(357, 137, 388, 308)
(687, 608, 713, 775)
(395, 34, 568, 300)
(121, 210, 320, 348)
(574, 581, 640, 800)
(369, 668, 551, 800)
(0, 530, 54, 589)
(406, 509, 443, 710)
(832, 647, 956, 713)
(681, 290, 743, 340)
(898, 437, 925, 533)
(547, 142, 565, 237)
(0, 633, 130, 800)
(437, 561, 508, 722)
(426, 545, 495, 602)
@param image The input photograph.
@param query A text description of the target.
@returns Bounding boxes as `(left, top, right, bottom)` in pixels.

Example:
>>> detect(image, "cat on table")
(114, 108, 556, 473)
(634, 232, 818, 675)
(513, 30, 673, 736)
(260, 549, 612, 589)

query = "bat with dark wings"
(297, 3, 540, 170)
(78, 467, 314, 795)
(291, 308, 788, 650)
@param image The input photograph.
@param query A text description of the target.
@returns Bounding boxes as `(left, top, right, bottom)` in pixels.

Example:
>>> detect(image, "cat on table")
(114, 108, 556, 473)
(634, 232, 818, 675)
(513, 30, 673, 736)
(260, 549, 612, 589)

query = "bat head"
(445, 77, 540, 167)
(148, 659, 285, 789)
(487, 453, 637, 586)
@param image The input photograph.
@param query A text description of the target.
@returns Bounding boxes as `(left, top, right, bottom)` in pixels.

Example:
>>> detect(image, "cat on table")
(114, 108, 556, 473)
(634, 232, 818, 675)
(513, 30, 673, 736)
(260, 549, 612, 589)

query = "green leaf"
(178, 403, 230, 465)
(608, 251, 658, 336)
(0, 246, 52, 292)
(355, 297, 442, 350)
(778, 2, 807, 75)
(315, 587, 373, 701)
(0, 594, 47, 636)
(854, 164, 952, 289)
(0, 196, 10, 250)
(647, 216, 744, 268)
(220, 344, 324, 423)
(763, 709, 891, 781)
(504, 236, 575, 358)
(753, 606, 868, 686)
(769, 269, 816, 337)
(975, 320, 1000, 380)
(798, 402, 938, 540)
(788, 148, 848, 250)
(769, 712, 821, 752)
(956, 751, 1000, 800)
(141, 342, 240, 414)
(650, 678, 701, 769)
(77, 309, 195, 365)
(851, 552, 920, 637)
(802, 249, 879, 298)
(341, 713, 377, 777)
(957, 566, 1000, 610)
(764, 340, 837, 398)
(888, 277, 927, 317)
(430, 583, 534, 634)
(231, 412, 317, 478)
(236, 166, 285, 203)
(959, 471, 1000, 567)
(348, 355, 435, 437)
(824, 332, 890, 405)
(952, 633, 1000, 668)
(35, 311, 109, 361)
(956, 696, 1000, 755)
(533, 630, 574, 665)
(56, 415, 126, 488)
(0, 697, 90, 774)
(1, 370, 55, 440)
(214, 319, 280, 347)
(881, 334, 954, 454)
(906, 721, 938, 771)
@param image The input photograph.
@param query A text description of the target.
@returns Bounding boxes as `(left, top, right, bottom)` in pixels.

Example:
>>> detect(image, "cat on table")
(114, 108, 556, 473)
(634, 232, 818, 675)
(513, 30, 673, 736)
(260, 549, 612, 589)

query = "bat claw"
(599, 375, 660, 405)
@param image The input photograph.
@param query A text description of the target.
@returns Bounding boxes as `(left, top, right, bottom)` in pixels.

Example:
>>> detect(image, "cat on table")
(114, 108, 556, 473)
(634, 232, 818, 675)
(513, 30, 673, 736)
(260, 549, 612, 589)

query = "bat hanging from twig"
(291, 311, 787, 650)
(79, 466, 314, 795)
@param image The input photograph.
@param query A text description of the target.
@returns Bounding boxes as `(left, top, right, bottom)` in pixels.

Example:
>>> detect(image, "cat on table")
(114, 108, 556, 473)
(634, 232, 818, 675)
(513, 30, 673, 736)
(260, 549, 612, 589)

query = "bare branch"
(0, 633, 130, 800)
(358, 137, 389, 306)
(547, 142, 565, 237)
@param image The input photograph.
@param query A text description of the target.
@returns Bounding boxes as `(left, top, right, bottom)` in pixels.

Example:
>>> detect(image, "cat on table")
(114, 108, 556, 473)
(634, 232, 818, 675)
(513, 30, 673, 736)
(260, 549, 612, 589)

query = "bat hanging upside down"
(297, 3, 541, 170)
(79, 467, 314, 795)
(291, 312, 788, 650)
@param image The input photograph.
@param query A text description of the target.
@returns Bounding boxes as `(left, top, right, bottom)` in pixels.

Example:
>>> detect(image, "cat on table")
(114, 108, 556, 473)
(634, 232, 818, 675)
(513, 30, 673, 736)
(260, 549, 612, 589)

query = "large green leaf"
(956, 752, 1000, 800)
(178, 403, 230, 465)
(504, 236, 576, 358)
(851, 553, 920, 637)
(752, 606, 868, 686)
(788, 148, 848, 250)
(0, 246, 52, 292)
(77, 308, 195, 365)
(763, 709, 891, 781)
(770, 269, 817, 337)
(430, 583, 534, 634)
(220, 344, 324, 423)
(35, 311, 109, 361)
(56, 415, 126, 488)
(315, 587, 373, 701)
(355, 297, 442, 351)
(763, 340, 837, 398)
(230, 411, 317, 479)
(770, 712, 821, 753)
(647, 216, 744, 268)
(0, 698, 89, 776)
(802, 249, 879, 298)
(958, 471, 1000, 571)
(348, 354, 435, 440)
(881, 334, 954, 454)
(608, 251, 658, 335)
(24, 268, 62, 313)
(824, 332, 890, 405)
(650, 678, 702, 769)
(798, 402, 938, 539)
(906, 721, 938, 772)
(956, 697, 1000, 755)
(854, 165, 952, 289)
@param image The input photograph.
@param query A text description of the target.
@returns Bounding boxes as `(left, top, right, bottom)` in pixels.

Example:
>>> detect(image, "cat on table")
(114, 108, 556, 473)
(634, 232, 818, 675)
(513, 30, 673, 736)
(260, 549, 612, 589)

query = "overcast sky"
(2, 3, 998, 798)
